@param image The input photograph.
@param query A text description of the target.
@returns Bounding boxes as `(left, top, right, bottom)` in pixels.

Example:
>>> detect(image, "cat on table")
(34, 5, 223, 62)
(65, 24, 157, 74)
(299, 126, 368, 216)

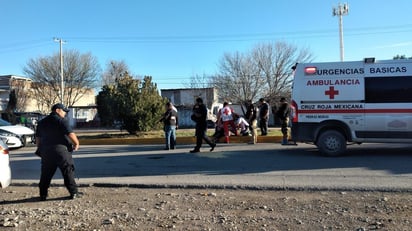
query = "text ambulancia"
(291, 58, 412, 156)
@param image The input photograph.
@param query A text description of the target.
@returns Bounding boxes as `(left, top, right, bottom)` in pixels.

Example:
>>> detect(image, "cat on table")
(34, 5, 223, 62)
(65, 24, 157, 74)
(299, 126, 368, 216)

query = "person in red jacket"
(217, 102, 238, 143)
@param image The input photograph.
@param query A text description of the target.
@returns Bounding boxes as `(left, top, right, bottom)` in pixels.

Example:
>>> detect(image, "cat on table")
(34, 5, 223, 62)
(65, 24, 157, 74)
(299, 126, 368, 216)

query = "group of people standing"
(159, 97, 216, 153)
(245, 97, 292, 145)
(160, 96, 293, 153)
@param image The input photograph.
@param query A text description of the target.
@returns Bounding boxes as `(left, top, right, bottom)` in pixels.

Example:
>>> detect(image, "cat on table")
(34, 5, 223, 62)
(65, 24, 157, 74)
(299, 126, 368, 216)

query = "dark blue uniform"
(36, 112, 78, 199)
(190, 98, 216, 153)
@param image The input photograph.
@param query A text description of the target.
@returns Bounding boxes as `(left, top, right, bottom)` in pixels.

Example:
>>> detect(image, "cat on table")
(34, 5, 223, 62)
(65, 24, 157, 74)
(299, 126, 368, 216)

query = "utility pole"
(54, 38, 65, 104)
(332, 3, 349, 62)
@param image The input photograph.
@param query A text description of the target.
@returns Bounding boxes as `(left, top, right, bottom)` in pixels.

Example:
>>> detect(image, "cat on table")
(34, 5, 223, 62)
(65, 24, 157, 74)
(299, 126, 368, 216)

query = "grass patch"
(77, 128, 282, 139)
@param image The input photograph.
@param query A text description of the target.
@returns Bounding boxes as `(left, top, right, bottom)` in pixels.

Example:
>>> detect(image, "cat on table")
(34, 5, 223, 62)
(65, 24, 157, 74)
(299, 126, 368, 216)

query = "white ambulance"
(291, 58, 412, 156)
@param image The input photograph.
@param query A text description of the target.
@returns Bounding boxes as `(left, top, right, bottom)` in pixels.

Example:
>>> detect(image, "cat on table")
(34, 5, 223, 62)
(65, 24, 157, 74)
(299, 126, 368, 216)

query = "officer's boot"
(281, 136, 288, 145)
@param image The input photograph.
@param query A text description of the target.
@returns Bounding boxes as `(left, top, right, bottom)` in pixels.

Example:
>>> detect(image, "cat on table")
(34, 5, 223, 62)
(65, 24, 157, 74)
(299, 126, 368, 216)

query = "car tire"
(317, 130, 346, 157)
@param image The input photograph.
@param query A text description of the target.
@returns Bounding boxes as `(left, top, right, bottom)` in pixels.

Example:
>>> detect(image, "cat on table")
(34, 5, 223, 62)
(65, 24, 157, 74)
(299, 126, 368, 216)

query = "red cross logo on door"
(325, 86, 339, 99)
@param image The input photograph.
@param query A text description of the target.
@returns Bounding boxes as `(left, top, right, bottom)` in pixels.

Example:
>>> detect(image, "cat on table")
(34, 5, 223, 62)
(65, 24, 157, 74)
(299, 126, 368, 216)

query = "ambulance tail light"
(291, 100, 298, 123)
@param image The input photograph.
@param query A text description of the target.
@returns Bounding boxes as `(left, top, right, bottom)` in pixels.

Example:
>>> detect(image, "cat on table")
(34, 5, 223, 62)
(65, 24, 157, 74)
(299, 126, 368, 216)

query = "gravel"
(1, 185, 411, 230)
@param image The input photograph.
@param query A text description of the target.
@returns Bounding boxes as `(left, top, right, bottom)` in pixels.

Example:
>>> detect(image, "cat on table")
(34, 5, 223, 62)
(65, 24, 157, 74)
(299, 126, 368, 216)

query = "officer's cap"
(52, 103, 69, 112)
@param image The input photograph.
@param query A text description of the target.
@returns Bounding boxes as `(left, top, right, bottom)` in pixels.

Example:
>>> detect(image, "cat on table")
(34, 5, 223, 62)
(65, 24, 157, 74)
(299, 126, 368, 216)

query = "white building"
(161, 87, 222, 127)
(0, 75, 97, 127)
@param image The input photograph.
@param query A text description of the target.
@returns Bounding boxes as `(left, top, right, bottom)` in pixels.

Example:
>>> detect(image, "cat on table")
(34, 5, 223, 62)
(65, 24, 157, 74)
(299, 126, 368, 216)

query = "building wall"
(161, 87, 218, 109)
(161, 88, 221, 128)
(0, 90, 9, 111)
(0, 75, 97, 127)
(22, 88, 96, 112)
(0, 75, 32, 112)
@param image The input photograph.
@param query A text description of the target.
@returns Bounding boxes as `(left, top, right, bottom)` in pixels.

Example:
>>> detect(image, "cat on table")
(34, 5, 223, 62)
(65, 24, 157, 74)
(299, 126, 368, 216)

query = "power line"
(0, 40, 51, 54)
(1, 24, 412, 54)
(64, 24, 412, 43)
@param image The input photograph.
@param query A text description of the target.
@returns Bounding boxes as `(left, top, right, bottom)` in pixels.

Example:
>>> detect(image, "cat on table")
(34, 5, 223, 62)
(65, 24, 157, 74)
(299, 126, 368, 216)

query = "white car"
(0, 138, 11, 188)
(0, 118, 35, 148)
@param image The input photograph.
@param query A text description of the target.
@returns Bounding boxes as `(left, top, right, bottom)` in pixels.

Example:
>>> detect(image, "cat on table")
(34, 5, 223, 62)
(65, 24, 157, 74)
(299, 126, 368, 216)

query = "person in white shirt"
(235, 116, 249, 136)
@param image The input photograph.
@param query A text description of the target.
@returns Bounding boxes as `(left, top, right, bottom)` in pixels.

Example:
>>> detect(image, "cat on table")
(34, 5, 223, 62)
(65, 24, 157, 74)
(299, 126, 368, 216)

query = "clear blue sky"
(1, 0, 411, 90)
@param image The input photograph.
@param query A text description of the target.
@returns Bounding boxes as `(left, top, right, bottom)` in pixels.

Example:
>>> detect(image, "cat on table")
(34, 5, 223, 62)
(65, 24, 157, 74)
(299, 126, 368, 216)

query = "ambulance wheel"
(317, 130, 346, 156)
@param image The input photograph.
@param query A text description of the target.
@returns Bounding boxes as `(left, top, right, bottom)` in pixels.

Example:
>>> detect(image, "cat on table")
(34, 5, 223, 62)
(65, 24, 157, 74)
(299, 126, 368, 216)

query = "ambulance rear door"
(362, 59, 412, 142)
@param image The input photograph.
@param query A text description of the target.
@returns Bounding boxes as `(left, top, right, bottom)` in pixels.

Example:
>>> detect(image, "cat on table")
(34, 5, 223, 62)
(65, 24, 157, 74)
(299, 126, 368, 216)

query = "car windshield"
(0, 119, 12, 126)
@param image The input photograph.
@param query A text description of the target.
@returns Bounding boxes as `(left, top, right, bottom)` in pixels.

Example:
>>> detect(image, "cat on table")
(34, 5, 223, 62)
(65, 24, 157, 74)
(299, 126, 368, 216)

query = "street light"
(332, 3, 349, 62)
(54, 38, 65, 104)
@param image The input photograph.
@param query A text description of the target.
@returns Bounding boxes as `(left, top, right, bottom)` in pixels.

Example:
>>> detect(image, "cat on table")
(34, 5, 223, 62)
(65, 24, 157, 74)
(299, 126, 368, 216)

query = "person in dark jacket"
(35, 103, 81, 201)
(258, 98, 270, 136)
(190, 97, 216, 153)
(245, 100, 258, 144)
(276, 97, 291, 145)
(160, 102, 178, 150)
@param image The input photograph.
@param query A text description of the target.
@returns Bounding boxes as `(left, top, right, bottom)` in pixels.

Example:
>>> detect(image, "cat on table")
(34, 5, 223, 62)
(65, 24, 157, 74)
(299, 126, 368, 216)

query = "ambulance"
(291, 58, 412, 156)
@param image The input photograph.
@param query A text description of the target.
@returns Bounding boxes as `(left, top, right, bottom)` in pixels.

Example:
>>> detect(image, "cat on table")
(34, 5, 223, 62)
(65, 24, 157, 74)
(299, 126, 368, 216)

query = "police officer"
(276, 97, 291, 145)
(36, 103, 81, 201)
(245, 100, 258, 144)
(258, 98, 270, 136)
(190, 97, 216, 153)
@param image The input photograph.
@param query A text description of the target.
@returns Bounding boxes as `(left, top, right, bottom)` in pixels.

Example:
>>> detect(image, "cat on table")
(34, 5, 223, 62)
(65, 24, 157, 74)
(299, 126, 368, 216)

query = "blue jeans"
(164, 125, 176, 149)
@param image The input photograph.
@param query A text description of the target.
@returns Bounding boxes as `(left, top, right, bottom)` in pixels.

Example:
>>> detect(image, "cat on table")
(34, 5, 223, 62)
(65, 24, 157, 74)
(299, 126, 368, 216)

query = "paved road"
(9, 143, 412, 191)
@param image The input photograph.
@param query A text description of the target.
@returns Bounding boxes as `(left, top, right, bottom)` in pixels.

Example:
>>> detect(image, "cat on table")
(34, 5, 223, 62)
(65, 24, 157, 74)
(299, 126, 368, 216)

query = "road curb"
(79, 135, 284, 145)
(10, 182, 412, 193)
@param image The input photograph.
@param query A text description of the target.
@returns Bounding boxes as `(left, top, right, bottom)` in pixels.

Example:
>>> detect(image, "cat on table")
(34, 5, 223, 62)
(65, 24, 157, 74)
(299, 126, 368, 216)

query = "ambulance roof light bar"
(364, 57, 375, 63)
(304, 66, 317, 75)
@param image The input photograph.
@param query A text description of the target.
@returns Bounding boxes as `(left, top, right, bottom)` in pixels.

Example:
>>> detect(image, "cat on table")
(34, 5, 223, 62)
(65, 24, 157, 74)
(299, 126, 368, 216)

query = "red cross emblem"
(325, 86, 339, 99)
(223, 108, 230, 115)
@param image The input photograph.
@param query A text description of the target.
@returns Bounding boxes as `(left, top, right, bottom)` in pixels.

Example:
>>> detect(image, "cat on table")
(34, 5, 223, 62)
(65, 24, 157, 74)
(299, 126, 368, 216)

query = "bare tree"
(102, 60, 130, 86)
(212, 41, 313, 104)
(212, 51, 265, 104)
(64, 51, 100, 106)
(393, 54, 412, 60)
(23, 49, 100, 110)
(10, 78, 32, 112)
(253, 42, 313, 101)
(183, 73, 211, 89)
(29, 82, 58, 113)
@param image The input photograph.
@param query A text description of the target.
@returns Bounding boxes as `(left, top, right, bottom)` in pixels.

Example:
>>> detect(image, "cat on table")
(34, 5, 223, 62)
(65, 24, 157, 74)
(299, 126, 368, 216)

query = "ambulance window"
(365, 77, 412, 103)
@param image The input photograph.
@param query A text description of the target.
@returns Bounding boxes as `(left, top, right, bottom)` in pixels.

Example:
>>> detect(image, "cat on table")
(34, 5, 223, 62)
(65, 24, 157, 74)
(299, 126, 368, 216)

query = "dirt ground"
(1, 186, 411, 230)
